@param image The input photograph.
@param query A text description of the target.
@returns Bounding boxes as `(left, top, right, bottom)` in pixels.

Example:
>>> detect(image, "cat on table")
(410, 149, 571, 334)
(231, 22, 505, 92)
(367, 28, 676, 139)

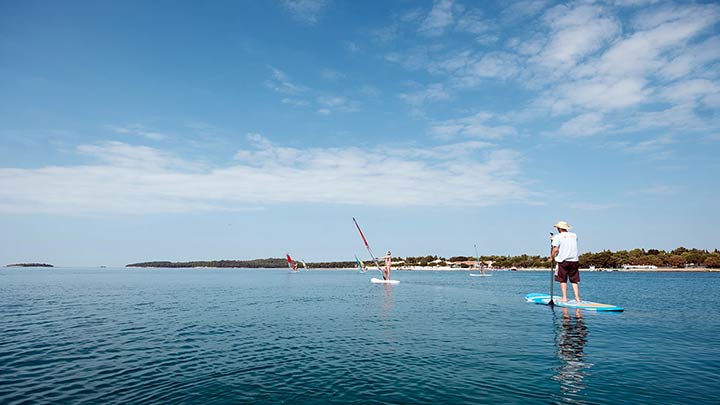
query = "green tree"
(667, 255, 685, 268)
(704, 254, 720, 268)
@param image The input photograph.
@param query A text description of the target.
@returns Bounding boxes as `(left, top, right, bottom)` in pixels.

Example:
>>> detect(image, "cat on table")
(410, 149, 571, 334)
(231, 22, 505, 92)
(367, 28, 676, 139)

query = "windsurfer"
(380, 250, 392, 280)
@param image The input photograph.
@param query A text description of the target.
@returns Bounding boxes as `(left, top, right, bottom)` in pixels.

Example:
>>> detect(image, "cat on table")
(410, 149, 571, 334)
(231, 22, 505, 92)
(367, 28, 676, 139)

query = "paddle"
(549, 232, 555, 306)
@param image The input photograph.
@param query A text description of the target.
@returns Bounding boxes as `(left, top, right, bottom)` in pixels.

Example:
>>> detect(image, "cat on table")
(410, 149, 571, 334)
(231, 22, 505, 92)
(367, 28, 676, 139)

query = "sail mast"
(353, 217, 383, 272)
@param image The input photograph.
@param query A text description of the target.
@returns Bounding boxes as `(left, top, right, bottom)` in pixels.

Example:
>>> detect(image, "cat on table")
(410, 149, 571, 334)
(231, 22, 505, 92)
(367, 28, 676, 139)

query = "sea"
(1, 268, 718, 404)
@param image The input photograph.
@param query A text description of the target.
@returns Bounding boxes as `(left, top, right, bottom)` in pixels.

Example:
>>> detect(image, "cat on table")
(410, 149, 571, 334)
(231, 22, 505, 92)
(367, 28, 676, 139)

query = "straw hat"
(554, 221, 572, 230)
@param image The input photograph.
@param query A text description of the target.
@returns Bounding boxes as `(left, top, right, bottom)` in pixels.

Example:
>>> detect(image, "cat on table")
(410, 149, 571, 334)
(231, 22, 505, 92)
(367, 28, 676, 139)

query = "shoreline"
(395, 267, 720, 272)
(5, 266, 718, 272)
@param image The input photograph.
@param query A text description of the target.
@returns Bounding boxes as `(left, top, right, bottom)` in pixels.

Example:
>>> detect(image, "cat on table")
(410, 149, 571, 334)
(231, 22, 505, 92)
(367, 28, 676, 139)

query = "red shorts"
(555, 261, 580, 283)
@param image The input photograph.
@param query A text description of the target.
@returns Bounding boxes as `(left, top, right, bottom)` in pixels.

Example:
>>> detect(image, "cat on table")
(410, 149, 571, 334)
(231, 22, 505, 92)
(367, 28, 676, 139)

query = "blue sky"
(1, 0, 719, 266)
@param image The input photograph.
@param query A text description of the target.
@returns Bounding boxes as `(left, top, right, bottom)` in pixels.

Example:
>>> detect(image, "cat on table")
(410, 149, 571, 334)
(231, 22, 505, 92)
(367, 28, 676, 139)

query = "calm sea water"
(1, 268, 718, 404)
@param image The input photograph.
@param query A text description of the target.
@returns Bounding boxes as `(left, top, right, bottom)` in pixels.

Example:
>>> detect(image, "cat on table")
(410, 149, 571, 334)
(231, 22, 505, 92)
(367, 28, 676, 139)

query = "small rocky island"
(6, 263, 54, 267)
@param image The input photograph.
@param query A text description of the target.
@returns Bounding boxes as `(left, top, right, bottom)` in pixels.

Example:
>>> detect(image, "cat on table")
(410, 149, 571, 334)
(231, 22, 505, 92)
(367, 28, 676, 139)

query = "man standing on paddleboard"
(551, 221, 581, 303)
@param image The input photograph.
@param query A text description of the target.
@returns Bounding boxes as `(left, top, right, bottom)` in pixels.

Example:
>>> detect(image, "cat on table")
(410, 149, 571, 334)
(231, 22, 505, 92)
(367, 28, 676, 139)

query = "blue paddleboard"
(525, 293, 624, 312)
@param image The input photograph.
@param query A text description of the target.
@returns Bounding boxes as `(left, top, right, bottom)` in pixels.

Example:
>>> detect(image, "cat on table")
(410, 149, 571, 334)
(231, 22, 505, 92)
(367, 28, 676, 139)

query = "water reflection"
(383, 284, 393, 313)
(553, 307, 591, 403)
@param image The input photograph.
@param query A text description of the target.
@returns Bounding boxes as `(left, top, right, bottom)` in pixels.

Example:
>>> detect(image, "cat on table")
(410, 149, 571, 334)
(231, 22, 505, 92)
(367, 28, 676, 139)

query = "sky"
(1, 0, 719, 266)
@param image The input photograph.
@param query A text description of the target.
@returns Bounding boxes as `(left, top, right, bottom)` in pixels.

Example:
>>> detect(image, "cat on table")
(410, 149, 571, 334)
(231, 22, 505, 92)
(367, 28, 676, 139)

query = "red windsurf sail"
(286, 253, 298, 271)
(352, 217, 382, 272)
(353, 217, 369, 248)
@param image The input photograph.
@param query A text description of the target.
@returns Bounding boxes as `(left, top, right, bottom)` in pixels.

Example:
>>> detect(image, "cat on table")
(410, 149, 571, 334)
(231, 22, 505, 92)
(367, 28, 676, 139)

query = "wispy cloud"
(534, 4, 620, 73)
(0, 136, 534, 214)
(419, 0, 455, 37)
(266, 67, 359, 114)
(556, 113, 609, 138)
(625, 185, 678, 196)
(378, 1, 720, 146)
(399, 83, 450, 106)
(265, 66, 308, 94)
(280, 0, 329, 25)
(430, 111, 517, 140)
(609, 135, 675, 160)
(105, 124, 169, 141)
(569, 202, 621, 210)
(320, 68, 346, 81)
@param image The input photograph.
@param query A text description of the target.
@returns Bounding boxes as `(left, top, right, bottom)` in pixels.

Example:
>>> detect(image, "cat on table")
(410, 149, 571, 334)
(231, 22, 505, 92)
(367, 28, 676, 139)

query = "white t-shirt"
(552, 232, 579, 262)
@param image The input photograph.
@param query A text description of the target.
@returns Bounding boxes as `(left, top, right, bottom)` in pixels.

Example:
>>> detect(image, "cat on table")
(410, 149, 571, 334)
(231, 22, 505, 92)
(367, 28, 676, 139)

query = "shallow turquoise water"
(1, 268, 718, 404)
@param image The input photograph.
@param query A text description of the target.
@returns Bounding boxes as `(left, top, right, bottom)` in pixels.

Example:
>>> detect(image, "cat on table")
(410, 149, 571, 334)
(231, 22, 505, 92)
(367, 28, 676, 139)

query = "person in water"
(380, 250, 392, 280)
(551, 221, 581, 303)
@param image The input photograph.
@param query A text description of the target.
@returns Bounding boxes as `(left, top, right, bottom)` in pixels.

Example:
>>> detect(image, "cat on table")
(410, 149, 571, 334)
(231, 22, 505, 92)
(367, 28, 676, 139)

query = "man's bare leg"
(571, 283, 581, 302)
(560, 282, 568, 302)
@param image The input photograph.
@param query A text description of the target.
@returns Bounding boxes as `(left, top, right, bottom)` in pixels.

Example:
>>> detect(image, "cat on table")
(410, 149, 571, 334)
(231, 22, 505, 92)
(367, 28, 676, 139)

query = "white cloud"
(377, 0, 719, 143)
(0, 137, 534, 214)
(585, 4, 720, 80)
(267, 67, 358, 114)
(534, 4, 621, 72)
(344, 41, 360, 53)
(612, 0, 659, 6)
(399, 83, 450, 106)
(265, 67, 308, 94)
(316, 95, 359, 113)
(424, 50, 521, 89)
(455, 9, 490, 35)
(658, 79, 720, 105)
(317, 95, 347, 108)
(419, 0, 455, 37)
(502, 0, 549, 21)
(360, 85, 381, 97)
(609, 135, 675, 160)
(618, 105, 710, 133)
(385, 47, 430, 71)
(430, 111, 517, 140)
(626, 185, 678, 196)
(569, 202, 621, 210)
(557, 113, 609, 137)
(280, 0, 329, 25)
(105, 124, 168, 141)
(320, 68, 346, 81)
(76, 141, 197, 170)
(281, 97, 310, 107)
(657, 36, 720, 81)
(546, 77, 650, 113)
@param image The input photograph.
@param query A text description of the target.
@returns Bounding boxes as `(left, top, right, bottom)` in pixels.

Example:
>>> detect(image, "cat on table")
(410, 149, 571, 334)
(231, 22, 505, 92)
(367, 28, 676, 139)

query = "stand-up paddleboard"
(525, 293, 623, 312)
(371, 277, 399, 285)
(469, 273, 492, 277)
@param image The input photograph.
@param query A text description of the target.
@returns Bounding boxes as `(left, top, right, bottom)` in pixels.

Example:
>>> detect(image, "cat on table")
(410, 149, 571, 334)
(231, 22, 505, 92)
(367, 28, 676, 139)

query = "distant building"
(622, 264, 657, 270)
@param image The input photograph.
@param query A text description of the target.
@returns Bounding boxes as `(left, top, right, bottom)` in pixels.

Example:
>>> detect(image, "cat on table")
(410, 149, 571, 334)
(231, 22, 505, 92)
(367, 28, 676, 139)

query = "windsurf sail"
(474, 244, 485, 275)
(355, 255, 366, 272)
(286, 253, 298, 272)
(300, 260, 308, 271)
(353, 217, 383, 272)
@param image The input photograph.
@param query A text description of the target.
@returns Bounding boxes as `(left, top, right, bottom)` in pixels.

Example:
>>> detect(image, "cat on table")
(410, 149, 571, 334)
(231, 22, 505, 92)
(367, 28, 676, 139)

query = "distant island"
(127, 258, 354, 269)
(6, 263, 54, 267)
(126, 247, 720, 270)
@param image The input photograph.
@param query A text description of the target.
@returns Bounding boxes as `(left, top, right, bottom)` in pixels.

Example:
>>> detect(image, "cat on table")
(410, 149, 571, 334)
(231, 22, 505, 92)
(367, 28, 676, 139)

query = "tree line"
(441, 247, 720, 269)
(126, 247, 720, 269)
